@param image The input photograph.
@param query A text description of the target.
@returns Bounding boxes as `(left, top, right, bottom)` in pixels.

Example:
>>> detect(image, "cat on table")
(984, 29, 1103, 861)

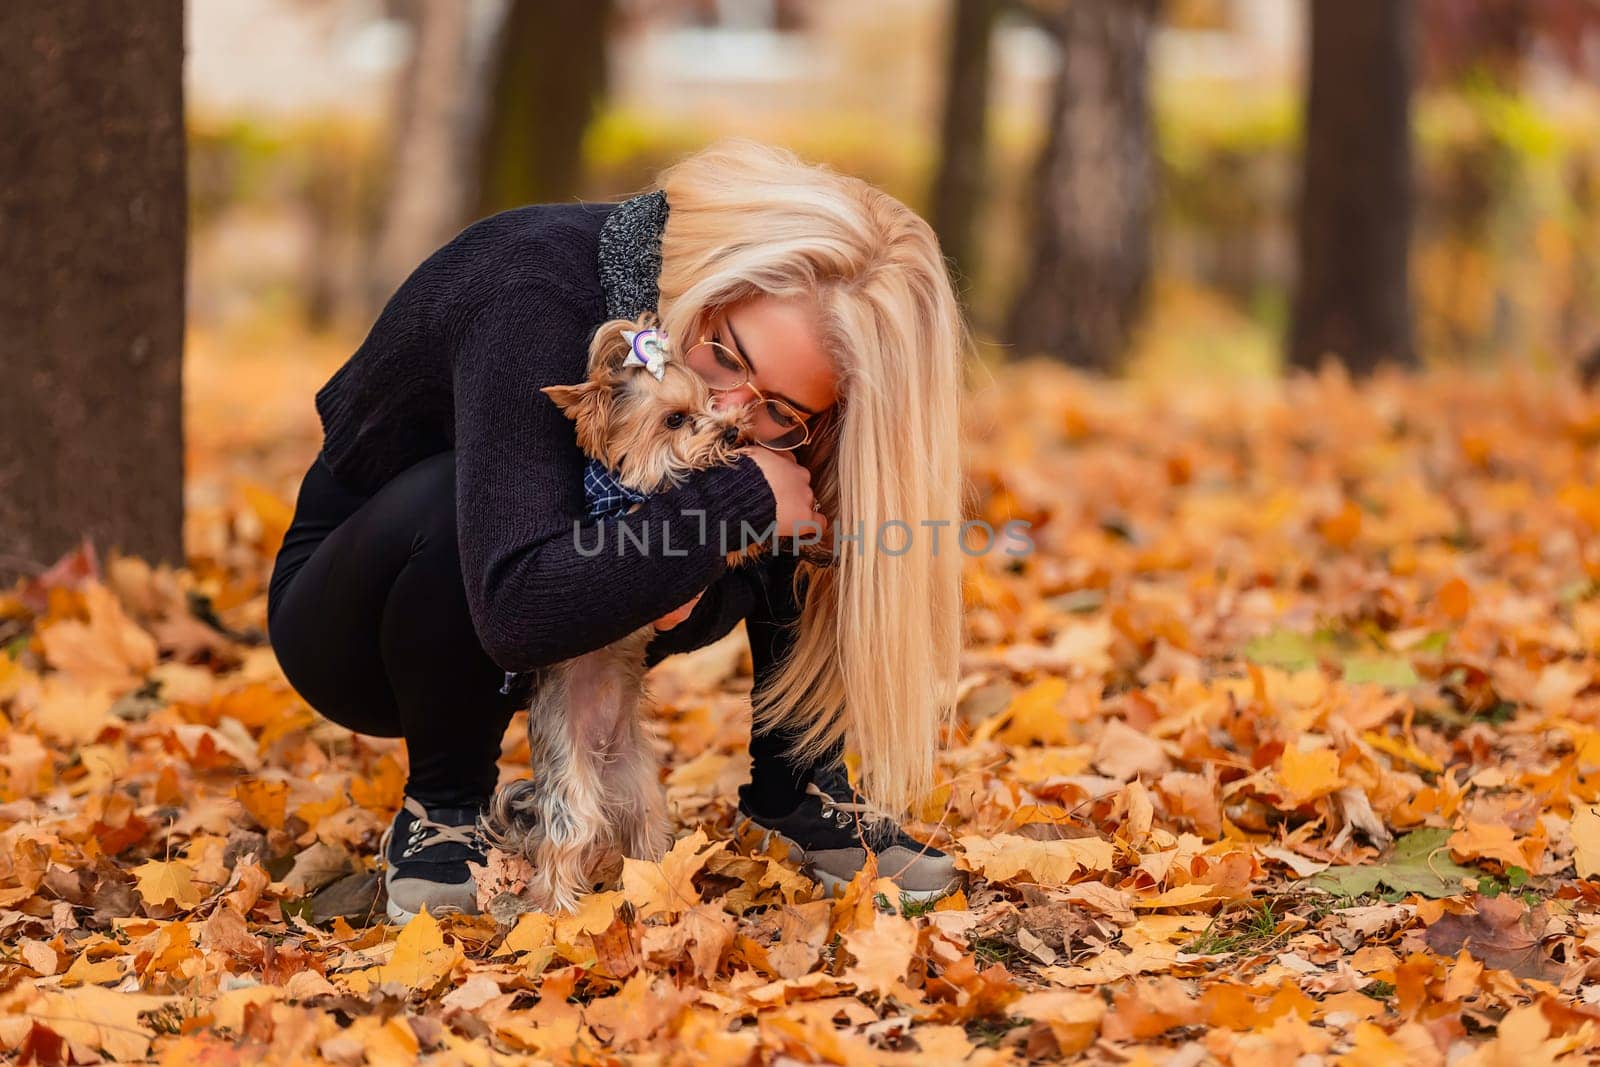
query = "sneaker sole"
(384, 895, 469, 925)
(740, 818, 958, 905)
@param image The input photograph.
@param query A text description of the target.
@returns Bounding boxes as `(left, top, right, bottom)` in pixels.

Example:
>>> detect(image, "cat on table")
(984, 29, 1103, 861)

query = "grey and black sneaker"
(736, 762, 960, 903)
(378, 795, 488, 923)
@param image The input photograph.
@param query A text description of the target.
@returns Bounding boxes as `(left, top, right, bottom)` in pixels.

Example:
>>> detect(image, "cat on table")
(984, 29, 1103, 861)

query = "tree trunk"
(1006, 0, 1157, 371)
(0, 3, 186, 579)
(930, 0, 1001, 304)
(1289, 0, 1417, 373)
(474, 0, 613, 218)
(371, 0, 478, 310)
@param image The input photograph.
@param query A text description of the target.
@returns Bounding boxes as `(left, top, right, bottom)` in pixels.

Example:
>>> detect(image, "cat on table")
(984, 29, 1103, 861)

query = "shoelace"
(806, 767, 904, 850)
(387, 796, 485, 860)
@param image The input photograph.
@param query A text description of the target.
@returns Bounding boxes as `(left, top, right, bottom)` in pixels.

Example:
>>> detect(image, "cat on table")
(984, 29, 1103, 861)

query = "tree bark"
(474, 0, 613, 218)
(1289, 0, 1417, 373)
(0, 2, 187, 579)
(1006, 0, 1157, 371)
(930, 0, 1001, 303)
(371, 0, 478, 310)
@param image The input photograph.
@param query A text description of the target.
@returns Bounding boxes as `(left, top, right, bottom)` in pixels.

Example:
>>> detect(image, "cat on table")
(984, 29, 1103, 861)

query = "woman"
(267, 139, 968, 921)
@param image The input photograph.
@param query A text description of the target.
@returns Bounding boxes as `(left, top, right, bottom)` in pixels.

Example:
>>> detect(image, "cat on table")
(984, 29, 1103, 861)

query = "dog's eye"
(664, 412, 687, 430)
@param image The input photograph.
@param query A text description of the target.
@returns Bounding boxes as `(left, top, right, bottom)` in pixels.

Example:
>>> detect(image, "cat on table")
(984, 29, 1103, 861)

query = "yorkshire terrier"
(478, 313, 756, 911)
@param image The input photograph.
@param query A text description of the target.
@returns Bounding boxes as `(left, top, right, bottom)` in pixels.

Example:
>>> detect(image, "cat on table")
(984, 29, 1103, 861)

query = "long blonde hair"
(637, 138, 970, 814)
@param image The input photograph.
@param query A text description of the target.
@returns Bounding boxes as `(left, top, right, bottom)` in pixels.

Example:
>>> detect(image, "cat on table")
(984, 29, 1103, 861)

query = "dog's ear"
(541, 380, 613, 456)
(542, 380, 599, 417)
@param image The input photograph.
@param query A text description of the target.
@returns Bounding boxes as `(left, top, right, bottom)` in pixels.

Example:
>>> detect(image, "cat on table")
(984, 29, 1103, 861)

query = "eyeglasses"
(684, 330, 814, 452)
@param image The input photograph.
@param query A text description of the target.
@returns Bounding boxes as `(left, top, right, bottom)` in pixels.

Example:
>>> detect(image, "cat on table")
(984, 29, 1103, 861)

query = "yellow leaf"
(1276, 744, 1345, 806)
(133, 859, 203, 909)
(210, 986, 279, 1032)
(1133, 882, 1228, 910)
(620, 829, 726, 919)
(1317, 500, 1362, 548)
(20, 987, 174, 1061)
(1009, 990, 1105, 1055)
(1436, 577, 1472, 622)
(241, 482, 294, 557)
(139, 921, 198, 979)
(996, 677, 1072, 746)
(344, 907, 463, 992)
(234, 776, 289, 830)
(1339, 1021, 1410, 1067)
(1572, 804, 1600, 880)
(498, 911, 556, 956)
(37, 581, 157, 691)
(1362, 731, 1444, 774)
(57, 952, 125, 987)
(956, 833, 1116, 886)
(840, 911, 917, 996)
(553, 889, 627, 943)
(1449, 820, 1532, 868)
(349, 754, 406, 812)
(21, 677, 115, 746)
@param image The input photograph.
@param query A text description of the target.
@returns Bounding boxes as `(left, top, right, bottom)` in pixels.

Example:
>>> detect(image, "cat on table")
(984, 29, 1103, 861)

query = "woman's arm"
(452, 287, 777, 673)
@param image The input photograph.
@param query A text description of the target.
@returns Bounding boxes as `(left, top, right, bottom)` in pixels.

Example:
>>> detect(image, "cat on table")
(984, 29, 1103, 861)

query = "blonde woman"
(267, 139, 969, 921)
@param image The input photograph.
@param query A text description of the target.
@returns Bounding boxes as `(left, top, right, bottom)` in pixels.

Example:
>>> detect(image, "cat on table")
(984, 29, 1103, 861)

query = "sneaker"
(378, 795, 488, 923)
(736, 762, 960, 903)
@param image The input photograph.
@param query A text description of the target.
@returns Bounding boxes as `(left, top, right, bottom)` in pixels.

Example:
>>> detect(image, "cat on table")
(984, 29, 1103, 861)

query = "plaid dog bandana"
(583, 457, 651, 518)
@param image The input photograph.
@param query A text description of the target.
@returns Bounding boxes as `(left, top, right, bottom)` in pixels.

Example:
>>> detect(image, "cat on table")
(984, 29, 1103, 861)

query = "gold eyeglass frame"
(686, 332, 815, 452)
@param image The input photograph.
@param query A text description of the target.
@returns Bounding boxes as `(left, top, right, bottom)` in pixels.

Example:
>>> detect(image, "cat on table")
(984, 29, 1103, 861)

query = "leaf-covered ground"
(3, 349, 1600, 1064)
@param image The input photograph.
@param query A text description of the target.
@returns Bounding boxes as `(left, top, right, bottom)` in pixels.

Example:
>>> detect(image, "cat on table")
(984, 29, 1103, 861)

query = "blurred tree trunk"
(930, 0, 1001, 304)
(372, 0, 478, 309)
(475, 0, 613, 217)
(1007, 0, 1157, 371)
(0, 2, 186, 579)
(1289, 0, 1417, 373)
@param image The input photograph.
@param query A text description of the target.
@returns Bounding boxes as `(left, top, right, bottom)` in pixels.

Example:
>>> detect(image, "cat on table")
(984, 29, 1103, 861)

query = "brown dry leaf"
(1422, 895, 1561, 982)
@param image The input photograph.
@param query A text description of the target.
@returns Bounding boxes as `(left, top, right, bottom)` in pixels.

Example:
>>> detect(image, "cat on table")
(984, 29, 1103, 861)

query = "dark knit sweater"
(312, 195, 778, 673)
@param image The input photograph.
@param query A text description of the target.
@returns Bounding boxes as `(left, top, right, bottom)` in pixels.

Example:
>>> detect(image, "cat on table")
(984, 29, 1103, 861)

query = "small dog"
(479, 314, 755, 911)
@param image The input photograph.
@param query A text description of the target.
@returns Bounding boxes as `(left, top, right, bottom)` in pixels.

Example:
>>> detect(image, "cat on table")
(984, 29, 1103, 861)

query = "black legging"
(266, 449, 830, 809)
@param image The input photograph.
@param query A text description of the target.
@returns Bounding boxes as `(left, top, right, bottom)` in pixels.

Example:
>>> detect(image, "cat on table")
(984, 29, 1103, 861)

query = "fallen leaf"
(344, 907, 464, 992)
(1570, 804, 1600, 880)
(132, 859, 203, 909)
(1422, 895, 1561, 981)
(1310, 828, 1476, 899)
(956, 833, 1116, 886)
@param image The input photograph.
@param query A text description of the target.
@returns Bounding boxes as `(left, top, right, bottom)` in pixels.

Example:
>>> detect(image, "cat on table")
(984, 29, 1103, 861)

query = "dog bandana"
(583, 457, 650, 518)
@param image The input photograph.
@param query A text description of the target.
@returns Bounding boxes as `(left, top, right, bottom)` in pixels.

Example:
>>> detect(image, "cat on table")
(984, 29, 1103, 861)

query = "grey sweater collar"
(596, 189, 670, 321)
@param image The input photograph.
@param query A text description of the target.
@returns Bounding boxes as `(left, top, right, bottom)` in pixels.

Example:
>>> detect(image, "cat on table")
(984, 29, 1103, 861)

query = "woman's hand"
(654, 592, 702, 630)
(744, 448, 827, 540)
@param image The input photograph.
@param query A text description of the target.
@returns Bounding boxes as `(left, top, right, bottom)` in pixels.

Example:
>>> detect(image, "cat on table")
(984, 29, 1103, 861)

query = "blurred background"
(180, 0, 1600, 374)
(5, 0, 1600, 586)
